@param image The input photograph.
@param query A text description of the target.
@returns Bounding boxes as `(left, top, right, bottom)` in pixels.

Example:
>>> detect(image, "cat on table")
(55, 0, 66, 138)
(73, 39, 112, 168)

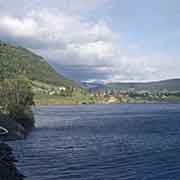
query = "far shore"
(34, 101, 180, 107)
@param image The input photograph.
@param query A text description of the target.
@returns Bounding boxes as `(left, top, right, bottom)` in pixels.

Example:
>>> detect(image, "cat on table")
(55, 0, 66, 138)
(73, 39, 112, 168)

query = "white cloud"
(0, 16, 37, 38)
(0, 11, 116, 46)
(0, 0, 111, 16)
(0, 7, 180, 82)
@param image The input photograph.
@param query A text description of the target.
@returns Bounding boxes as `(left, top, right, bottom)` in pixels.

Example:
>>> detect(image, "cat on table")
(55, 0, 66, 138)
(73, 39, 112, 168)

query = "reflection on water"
(10, 104, 180, 180)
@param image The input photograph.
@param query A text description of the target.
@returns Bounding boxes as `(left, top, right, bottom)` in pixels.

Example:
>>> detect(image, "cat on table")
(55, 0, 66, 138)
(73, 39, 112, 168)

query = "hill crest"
(0, 41, 78, 87)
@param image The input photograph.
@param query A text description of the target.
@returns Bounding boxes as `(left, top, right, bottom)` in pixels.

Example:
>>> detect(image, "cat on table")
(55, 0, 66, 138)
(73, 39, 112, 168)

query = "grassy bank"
(34, 93, 96, 105)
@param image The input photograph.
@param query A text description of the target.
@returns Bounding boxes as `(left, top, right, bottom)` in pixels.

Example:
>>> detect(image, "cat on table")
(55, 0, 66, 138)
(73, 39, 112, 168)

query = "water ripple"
(10, 104, 180, 180)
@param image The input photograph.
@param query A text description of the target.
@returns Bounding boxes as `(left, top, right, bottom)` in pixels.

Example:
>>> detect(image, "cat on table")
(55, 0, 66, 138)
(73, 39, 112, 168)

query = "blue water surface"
(10, 104, 180, 180)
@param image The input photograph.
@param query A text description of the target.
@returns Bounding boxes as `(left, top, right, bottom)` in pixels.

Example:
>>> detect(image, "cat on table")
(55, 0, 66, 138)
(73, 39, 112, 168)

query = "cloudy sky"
(0, 0, 180, 83)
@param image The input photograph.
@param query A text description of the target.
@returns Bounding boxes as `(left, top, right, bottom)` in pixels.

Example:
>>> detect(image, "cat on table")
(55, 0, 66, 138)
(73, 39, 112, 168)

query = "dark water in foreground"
(10, 104, 180, 180)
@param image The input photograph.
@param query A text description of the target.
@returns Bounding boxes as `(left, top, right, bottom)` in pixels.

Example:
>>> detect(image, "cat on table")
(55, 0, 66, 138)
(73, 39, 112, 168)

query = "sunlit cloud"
(0, 0, 180, 82)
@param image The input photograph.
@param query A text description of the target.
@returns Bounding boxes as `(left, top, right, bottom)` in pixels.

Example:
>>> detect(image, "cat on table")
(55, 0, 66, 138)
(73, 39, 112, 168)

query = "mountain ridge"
(84, 79, 180, 92)
(0, 41, 78, 87)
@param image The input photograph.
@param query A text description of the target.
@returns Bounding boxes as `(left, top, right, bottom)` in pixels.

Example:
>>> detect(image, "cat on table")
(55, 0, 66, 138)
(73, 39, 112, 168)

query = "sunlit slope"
(0, 41, 77, 87)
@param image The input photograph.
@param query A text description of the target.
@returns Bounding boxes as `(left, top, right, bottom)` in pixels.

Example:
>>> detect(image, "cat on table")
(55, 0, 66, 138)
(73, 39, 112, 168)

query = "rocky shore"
(0, 143, 25, 180)
(0, 114, 34, 179)
(0, 113, 34, 140)
(0, 119, 26, 140)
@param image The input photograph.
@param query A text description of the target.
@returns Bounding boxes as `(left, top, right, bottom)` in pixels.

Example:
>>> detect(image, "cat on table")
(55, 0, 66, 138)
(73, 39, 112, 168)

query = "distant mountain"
(0, 41, 78, 87)
(81, 82, 107, 91)
(107, 79, 180, 92)
(85, 79, 180, 93)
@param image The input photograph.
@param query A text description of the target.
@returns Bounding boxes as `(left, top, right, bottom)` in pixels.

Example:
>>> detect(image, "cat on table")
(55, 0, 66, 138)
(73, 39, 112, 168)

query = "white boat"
(0, 127, 8, 135)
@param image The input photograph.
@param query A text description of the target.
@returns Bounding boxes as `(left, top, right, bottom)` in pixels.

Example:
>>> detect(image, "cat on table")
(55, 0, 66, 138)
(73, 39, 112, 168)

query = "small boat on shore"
(0, 127, 8, 135)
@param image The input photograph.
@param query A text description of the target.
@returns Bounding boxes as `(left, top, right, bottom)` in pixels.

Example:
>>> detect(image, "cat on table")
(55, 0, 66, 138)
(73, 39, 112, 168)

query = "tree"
(0, 78, 35, 130)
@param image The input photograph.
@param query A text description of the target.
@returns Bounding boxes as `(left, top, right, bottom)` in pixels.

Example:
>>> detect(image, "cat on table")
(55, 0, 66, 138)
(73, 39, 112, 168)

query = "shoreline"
(34, 101, 180, 108)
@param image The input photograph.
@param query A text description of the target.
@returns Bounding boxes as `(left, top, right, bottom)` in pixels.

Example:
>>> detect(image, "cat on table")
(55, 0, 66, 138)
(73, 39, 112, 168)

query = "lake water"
(10, 104, 180, 180)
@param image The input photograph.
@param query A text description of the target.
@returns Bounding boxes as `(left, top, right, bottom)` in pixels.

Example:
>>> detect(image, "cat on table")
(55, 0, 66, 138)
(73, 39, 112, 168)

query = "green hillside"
(0, 41, 95, 105)
(0, 41, 77, 87)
